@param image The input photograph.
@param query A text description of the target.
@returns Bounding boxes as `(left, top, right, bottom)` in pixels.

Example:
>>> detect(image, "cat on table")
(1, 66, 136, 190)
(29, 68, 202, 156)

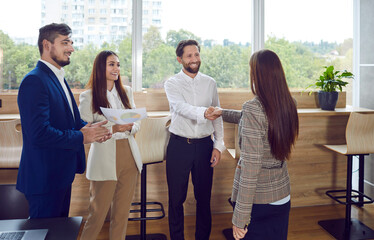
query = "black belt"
(170, 133, 211, 144)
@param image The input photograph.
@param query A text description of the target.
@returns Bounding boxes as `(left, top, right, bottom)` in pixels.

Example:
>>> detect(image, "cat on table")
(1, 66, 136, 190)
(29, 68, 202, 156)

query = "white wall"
(358, 0, 374, 197)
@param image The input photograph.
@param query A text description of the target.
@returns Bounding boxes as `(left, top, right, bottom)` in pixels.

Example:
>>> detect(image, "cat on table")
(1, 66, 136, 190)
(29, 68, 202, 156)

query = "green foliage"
(143, 26, 164, 54)
(142, 44, 179, 88)
(0, 29, 353, 91)
(200, 45, 250, 88)
(166, 29, 202, 48)
(1, 38, 39, 89)
(65, 43, 99, 88)
(300, 40, 338, 55)
(265, 36, 325, 89)
(307, 65, 353, 93)
(116, 37, 132, 84)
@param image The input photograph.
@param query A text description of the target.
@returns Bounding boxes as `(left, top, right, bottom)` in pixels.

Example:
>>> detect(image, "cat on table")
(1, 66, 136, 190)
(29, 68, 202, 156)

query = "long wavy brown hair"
(86, 50, 131, 114)
(250, 49, 299, 160)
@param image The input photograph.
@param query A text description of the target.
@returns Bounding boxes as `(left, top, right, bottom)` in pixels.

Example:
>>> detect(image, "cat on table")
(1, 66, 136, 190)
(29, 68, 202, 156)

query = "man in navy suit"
(17, 23, 111, 219)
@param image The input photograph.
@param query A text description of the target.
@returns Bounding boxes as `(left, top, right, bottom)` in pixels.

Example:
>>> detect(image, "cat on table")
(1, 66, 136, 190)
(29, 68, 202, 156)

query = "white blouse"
(79, 85, 143, 181)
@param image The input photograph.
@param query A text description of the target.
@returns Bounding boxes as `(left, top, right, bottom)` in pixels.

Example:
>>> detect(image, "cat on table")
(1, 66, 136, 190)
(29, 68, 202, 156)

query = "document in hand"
(100, 107, 148, 124)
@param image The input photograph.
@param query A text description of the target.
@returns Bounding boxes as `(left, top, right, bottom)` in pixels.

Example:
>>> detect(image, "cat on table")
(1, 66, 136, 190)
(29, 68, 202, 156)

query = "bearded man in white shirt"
(164, 39, 225, 240)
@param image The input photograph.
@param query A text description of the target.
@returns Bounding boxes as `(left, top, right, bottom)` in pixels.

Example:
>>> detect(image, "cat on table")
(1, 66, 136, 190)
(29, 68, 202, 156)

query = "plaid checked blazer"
(222, 97, 290, 229)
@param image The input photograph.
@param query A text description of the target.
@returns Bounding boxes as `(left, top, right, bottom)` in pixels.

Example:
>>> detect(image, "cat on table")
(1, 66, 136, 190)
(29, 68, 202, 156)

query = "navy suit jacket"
(17, 61, 86, 195)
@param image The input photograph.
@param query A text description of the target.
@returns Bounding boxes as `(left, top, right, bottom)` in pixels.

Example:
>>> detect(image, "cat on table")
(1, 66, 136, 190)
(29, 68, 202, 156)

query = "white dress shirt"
(40, 59, 74, 118)
(164, 70, 225, 152)
(107, 86, 131, 139)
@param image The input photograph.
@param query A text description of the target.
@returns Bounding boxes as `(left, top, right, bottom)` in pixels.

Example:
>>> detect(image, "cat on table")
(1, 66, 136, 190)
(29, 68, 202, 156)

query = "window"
(0, 0, 355, 94)
(265, 0, 353, 103)
(152, 19, 160, 25)
(152, 1, 161, 7)
(73, 21, 83, 27)
(142, 0, 252, 89)
(72, 13, 83, 18)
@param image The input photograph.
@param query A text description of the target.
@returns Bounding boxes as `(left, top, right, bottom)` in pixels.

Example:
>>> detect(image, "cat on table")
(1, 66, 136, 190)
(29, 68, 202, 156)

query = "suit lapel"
(65, 79, 81, 124)
(37, 61, 76, 123)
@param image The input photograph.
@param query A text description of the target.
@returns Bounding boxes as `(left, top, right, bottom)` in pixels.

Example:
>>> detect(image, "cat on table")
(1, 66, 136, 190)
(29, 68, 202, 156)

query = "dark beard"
(52, 56, 70, 67)
(184, 62, 200, 74)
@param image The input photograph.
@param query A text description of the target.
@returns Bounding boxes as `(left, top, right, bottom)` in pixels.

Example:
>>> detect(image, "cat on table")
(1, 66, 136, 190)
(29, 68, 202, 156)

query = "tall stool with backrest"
(0, 119, 22, 169)
(127, 115, 170, 240)
(318, 112, 374, 239)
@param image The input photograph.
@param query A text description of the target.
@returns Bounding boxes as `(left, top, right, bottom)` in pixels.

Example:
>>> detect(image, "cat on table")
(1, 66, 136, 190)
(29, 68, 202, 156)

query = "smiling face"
(177, 45, 201, 78)
(44, 34, 74, 69)
(106, 54, 120, 90)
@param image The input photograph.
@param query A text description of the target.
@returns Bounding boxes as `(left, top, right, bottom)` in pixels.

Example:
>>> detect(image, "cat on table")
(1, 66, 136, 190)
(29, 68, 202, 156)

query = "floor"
(78, 203, 374, 240)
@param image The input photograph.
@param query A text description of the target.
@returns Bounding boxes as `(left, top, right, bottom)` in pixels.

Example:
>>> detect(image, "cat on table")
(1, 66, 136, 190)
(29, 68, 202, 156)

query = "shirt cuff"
(214, 141, 226, 153)
(197, 107, 208, 124)
(112, 131, 130, 140)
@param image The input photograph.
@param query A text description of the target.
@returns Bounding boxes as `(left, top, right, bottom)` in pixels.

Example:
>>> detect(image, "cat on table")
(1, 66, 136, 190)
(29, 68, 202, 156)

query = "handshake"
(204, 106, 223, 120)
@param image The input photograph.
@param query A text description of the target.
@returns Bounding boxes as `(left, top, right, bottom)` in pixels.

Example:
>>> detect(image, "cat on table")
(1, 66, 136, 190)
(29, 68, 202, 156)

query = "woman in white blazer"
(79, 50, 142, 240)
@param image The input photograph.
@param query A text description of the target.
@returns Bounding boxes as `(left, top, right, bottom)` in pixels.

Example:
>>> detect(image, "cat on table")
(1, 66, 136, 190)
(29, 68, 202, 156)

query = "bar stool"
(318, 112, 374, 240)
(0, 119, 22, 168)
(127, 115, 170, 240)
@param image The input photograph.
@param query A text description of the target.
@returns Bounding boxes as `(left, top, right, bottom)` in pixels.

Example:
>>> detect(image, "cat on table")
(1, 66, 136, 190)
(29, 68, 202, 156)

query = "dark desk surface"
(0, 216, 82, 240)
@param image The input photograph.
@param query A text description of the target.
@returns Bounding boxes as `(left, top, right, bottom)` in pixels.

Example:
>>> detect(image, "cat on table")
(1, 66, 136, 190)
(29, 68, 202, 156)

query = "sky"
(0, 0, 353, 44)
(0, 0, 41, 38)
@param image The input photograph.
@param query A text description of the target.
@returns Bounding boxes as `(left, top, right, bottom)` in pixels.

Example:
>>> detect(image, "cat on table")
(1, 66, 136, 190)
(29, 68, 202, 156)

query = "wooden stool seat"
(127, 116, 170, 240)
(319, 112, 374, 240)
(0, 119, 22, 169)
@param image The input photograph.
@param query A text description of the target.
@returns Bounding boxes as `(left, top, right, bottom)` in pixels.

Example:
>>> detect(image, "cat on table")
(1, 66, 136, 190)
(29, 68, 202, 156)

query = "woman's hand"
(205, 107, 222, 120)
(232, 224, 248, 240)
(112, 123, 134, 133)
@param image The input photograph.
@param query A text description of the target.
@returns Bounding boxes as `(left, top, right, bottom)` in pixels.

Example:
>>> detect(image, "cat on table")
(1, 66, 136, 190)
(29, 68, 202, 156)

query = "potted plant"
(307, 65, 354, 110)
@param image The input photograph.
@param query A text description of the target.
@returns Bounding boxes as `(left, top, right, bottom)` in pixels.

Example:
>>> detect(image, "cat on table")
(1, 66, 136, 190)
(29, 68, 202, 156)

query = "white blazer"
(79, 86, 142, 181)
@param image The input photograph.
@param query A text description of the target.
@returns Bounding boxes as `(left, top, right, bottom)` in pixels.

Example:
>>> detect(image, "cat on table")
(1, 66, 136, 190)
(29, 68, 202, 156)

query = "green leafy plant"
(307, 65, 354, 93)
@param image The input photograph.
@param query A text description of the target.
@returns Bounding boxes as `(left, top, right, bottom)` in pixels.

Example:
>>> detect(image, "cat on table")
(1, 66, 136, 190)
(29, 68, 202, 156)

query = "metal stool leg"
(127, 163, 167, 240)
(318, 154, 374, 240)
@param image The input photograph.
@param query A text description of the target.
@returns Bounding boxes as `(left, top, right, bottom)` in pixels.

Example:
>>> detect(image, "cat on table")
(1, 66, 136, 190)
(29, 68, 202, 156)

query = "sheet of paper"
(100, 107, 147, 124)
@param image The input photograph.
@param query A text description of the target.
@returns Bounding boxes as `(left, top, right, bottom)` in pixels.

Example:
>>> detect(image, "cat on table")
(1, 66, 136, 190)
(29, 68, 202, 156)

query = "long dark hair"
(86, 50, 131, 114)
(250, 49, 299, 160)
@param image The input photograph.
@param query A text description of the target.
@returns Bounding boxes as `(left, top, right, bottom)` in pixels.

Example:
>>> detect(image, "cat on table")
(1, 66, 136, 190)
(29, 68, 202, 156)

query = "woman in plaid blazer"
(207, 49, 299, 240)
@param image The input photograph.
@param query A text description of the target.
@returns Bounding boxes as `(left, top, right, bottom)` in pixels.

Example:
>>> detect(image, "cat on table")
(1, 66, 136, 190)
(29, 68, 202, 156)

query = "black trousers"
(243, 201, 290, 240)
(166, 133, 213, 240)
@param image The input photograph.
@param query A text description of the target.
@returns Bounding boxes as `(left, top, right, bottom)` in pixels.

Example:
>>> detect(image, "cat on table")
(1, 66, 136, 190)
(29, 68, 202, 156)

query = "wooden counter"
(1, 91, 373, 218)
